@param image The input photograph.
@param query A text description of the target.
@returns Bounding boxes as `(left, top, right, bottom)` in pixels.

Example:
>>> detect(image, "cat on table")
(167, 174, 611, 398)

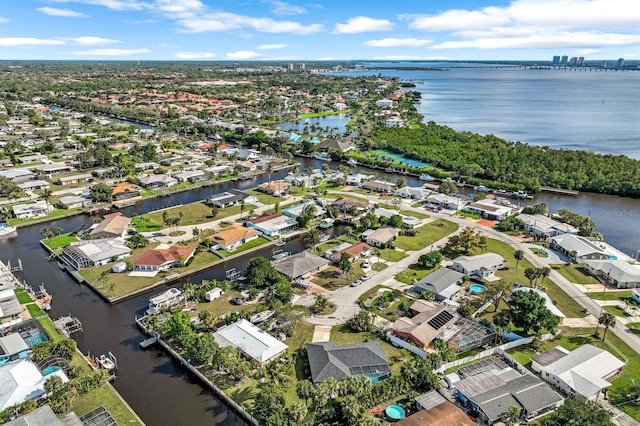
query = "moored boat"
(0, 223, 17, 239)
(319, 218, 334, 229)
(347, 158, 358, 166)
(314, 153, 332, 161)
(146, 288, 184, 315)
(419, 174, 434, 181)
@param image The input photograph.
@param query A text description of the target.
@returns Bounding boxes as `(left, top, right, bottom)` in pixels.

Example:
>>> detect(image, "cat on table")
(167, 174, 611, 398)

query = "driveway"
(522, 243, 568, 264)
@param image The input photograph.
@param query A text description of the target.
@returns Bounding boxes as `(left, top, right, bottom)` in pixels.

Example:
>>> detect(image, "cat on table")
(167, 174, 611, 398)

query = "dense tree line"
(370, 122, 640, 196)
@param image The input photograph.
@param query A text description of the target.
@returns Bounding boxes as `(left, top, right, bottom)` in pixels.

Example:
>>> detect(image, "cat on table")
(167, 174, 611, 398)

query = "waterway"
(1, 157, 639, 425)
(275, 114, 351, 135)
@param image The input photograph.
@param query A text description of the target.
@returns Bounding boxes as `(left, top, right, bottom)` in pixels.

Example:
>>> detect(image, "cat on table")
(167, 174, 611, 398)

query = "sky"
(0, 0, 639, 61)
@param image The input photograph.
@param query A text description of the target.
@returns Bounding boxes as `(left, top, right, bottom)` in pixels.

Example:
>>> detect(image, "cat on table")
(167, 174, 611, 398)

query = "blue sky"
(1, 0, 639, 61)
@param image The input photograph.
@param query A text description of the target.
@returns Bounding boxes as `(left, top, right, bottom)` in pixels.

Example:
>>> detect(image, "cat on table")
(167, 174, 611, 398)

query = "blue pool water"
(22, 331, 48, 347)
(469, 284, 487, 295)
(371, 150, 432, 168)
(42, 366, 60, 376)
(385, 405, 406, 420)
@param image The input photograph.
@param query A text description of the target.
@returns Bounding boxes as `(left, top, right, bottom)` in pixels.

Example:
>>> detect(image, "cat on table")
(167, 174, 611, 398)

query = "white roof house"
(453, 253, 506, 278)
(538, 344, 625, 401)
(394, 186, 431, 200)
(374, 208, 423, 228)
(426, 193, 465, 211)
(516, 213, 579, 237)
(11, 201, 53, 220)
(213, 319, 288, 365)
(362, 226, 399, 248)
(0, 169, 35, 182)
(61, 238, 131, 270)
(464, 198, 518, 221)
(550, 234, 611, 262)
(0, 359, 69, 410)
(583, 259, 640, 289)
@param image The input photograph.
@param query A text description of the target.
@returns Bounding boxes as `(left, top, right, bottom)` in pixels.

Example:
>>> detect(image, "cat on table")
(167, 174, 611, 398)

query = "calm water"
(275, 114, 351, 135)
(338, 66, 640, 158)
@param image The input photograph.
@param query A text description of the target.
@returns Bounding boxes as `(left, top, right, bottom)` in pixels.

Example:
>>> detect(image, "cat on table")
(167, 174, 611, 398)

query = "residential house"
(583, 259, 640, 288)
(375, 99, 393, 108)
(374, 208, 423, 228)
(174, 169, 207, 183)
(0, 334, 28, 366)
(284, 170, 324, 187)
(235, 161, 257, 172)
(385, 117, 405, 127)
(139, 174, 178, 189)
(274, 251, 330, 280)
(282, 202, 326, 219)
(550, 234, 611, 262)
(325, 242, 371, 263)
(134, 161, 160, 171)
(453, 253, 506, 278)
(61, 238, 131, 270)
(58, 173, 93, 186)
(362, 179, 396, 193)
(3, 405, 66, 426)
(362, 226, 399, 248)
(32, 163, 74, 178)
(394, 186, 431, 201)
(516, 213, 579, 237)
(133, 245, 197, 273)
(12, 201, 53, 220)
(464, 198, 518, 221)
(160, 155, 186, 166)
(317, 138, 355, 153)
(89, 215, 131, 239)
(306, 341, 390, 385)
(57, 195, 91, 209)
(396, 390, 473, 426)
(203, 165, 230, 176)
(257, 180, 291, 196)
(18, 154, 48, 164)
(426, 193, 465, 211)
(209, 224, 260, 251)
(0, 289, 22, 322)
(207, 189, 256, 208)
(331, 197, 370, 213)
(17, 180, 49, 191)
(414, 268, 465, 301)
(112, 183, 142, 201)
(213, 319, 288, 365)
(536, 344, 625, 401)
(0, 169, 35, 182)
(345, 173, 374, 187)
(0, 359, 70, 411)
(246, 213, 298, 237)
(451, 356, 563, 424)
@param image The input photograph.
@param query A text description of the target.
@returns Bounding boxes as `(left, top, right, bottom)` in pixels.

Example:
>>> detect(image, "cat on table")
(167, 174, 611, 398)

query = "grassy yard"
(26, 304, 44, 317)
(400, 210, 429, 220)
(217, 237, 269, 257)
(79, 247, 222, 298)
(7, 208, 77, 226)
(133, 202, 257, 232)
(42, 233, 78, 251)
(508, 327, 640, 421)
(380, 248, 407, 263)
(529, 247, 549, 258)
(552, 263, 600, 284)
(372, 263, 388, 272)
(312, 265, 364, 290)
(195, 290, 254, 317)
(245, 188, 282, 206)
(395, 264, 436, 285)
(589, 290, 632, 301)
(627, 322, 640, 335)
(604, 305, 629, 317)
(315, 235, 354, 254)
(15, 288, 33, 303)
(394, 219, 458, 251)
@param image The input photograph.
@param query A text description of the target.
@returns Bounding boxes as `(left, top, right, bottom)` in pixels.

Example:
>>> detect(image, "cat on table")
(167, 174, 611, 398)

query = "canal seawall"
(135, 316, 258, 426)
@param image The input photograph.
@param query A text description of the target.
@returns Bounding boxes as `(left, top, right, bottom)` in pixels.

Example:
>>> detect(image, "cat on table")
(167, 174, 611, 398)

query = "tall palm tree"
(513, 249, 524, 268)
(598, 312, 616, 341)
(305, 228, 322, 250)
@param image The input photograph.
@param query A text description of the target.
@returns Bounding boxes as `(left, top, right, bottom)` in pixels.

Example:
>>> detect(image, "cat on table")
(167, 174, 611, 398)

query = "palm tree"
(96, 270, 110, 289)
(374, 247, 382, 265)
(305, 228, 322, 250)
(540, 267, 551, 286)
(506, 405, 521, 425)
(598, 312, 616, 341)
(344, 226, 354, 241)
(514, 249, 524, 268)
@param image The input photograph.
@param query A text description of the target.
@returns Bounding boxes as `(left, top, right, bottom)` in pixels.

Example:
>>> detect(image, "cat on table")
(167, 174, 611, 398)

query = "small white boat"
(146, 288, 184, 315)
(0, 224, 17, 239)
(474, 185, 489, 192)
(314, 153, 332, 161)
(347, 158, 357, 166)
(96, 354, 115, 370)
(249, 310, 275, 324)
(272, 250, 290, 261)
(319, 218, 334, 229)
(419, 174, 434, 181)
(512, 190, 529, 199)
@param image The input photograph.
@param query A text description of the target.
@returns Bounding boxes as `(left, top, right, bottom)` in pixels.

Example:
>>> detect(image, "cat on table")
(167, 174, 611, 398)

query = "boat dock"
(540, 186, 580, 196)
(140, 335, 158, 349)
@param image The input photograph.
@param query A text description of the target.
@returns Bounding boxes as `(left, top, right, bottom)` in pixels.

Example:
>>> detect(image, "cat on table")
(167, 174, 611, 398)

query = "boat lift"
(54, 315, 83, 338)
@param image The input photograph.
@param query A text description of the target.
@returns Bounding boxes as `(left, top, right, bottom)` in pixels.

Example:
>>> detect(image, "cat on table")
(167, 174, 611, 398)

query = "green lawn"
(380, 249, 407, 262)
(394, 219, 458, 251)
(508, 327, 640, 422)
(604, 305, 628, 317)
(400, 210, 429, 220)
(312, 265, 365, 290)
(589, 290, 632, 301)
(133, 202, 257, 231)
(394, 264, 436, 285)
(26, 303, 44, 317)
(372, 262, 388, 272)
(627, 322, 640, 335)
(245, 188, 282, 206)
(217, 237, 269, 257)
(552, 264, 600, 284)
(37, 316, 66, 342)
(42, 233, 78, 250)
(14, 288, 33, 303)
(7, 208, 77, 226)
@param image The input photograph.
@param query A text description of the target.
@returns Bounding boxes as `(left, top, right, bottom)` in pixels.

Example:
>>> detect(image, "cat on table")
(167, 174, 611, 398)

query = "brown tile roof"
(89, 215, 131, 237)
(338, 242, 371, 259)
(209, 224, 259, 245)
(134, 245, 196, 266)
(250, 212, 283, 224)
(396, 403, 474, 426)
(112, 182, 141, 195)
(258, 181, 290, 191)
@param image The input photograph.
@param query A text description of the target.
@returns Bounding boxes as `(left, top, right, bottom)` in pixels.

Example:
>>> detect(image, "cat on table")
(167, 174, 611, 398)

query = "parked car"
(362, 273, 372, 281)
(350, 279, 363, 287)
(230, 297, 244, 305)
(362, 259, 371, 268)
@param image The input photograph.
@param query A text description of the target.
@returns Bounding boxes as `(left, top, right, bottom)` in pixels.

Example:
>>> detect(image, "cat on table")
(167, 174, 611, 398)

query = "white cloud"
(403, 7, 509, 32)
(37, 7, 88, 17)
(432, 32, 640, 50)
(0, 17, 8, 23)
(68, 48, 150, 55)
(64, 36, 122, 45)
(226, 50, 263, 59)
(267, 0, 306, 16)
(334, 16, 394, 34)
(577, 48, 601, 55)
(0, 37, 65, 47)
(175, 51, 216, 59)
(50, 0, 149, 11)
(257, 43, 287, 50)
(365, 38, 432, 48)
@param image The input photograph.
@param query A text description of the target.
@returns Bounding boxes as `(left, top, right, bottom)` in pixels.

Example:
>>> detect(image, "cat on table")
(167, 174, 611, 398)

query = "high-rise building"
(560, 55, 568, 65)
(577, 57, 585, 66)
(552, 56, 560, 65)
(617, 58, 625, 68)
(569, 57, 577, 66)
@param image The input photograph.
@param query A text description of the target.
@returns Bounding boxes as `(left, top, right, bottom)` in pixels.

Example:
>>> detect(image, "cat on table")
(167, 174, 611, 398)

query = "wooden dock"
(540, 186, 579, 196)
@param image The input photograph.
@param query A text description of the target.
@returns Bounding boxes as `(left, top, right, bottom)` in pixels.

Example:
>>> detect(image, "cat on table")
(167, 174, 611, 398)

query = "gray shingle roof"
(274, 252, 329, 279)
(415, 268, 465, 295)
(307, 341, 390, 384)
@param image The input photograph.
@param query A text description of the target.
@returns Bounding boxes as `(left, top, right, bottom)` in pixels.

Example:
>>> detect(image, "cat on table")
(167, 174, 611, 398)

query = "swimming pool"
(385, 405, 406, 420)
(20, 330, 48, 347)
(42, 366, 60, 376)
(371, 150, 432, 168)
(469, 284, 487, 295)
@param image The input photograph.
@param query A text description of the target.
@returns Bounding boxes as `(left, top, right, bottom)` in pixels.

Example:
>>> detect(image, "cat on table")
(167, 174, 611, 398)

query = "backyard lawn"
(217, 237, 269, 257)
(589, 290, 632, 301)
(133, 202, 257, 232)
(394, 219, 458, 251)
(41, 233, 78, 251)
(394, 264, 437, 285)
(552, 263, 600, 284)
(380, 248, 407, 262)
(312, 265, 364, 290)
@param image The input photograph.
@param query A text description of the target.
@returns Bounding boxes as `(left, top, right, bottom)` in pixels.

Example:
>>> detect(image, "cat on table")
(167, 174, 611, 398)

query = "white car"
(362, 259, 371, 268)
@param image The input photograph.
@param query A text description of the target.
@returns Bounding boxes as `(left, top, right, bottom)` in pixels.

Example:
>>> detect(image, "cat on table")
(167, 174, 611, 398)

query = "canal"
(1, 157, 639, 425)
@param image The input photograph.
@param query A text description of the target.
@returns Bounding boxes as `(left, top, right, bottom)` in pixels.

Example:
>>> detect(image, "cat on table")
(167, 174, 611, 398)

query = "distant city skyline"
(1, 0, 639, 61)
